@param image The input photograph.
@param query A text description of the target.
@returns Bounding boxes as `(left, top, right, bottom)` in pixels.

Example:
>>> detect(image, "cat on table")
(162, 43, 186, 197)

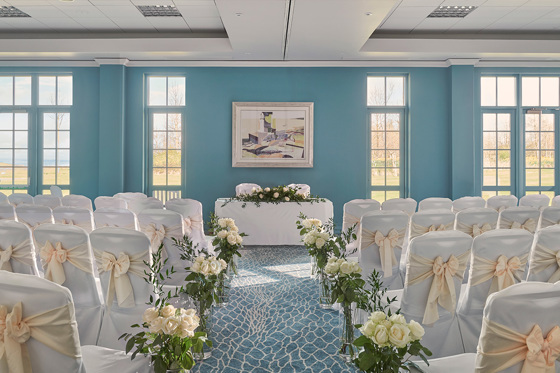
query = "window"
(522, 77, 559, 107)
(147, 76, 185, 201)
(39, 76, 72, 106)
(524, 112, 555, 201)
(367, 76, 406, 202)
(0, 113, 28, 195)
(481, 76, 516, 107)
(0, 76, 31, 106)
(482, 113, 513, 199)
(42, 112, 70, 194)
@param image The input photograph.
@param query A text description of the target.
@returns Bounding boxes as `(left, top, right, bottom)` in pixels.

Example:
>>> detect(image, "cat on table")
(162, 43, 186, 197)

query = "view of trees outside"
(0, 112, 28, 195)
(525, 113, 555, 189)
(482, 113, 511, 198)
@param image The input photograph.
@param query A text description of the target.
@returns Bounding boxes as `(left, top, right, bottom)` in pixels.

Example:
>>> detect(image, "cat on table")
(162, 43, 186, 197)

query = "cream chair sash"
(0, 302, 81, 373)
(93, 249, 149, 309)
(18, 218, 52, 231)
(406, 250, 470, 325)
(476, 317, 560, 373)
(183, 214, 203, 236)
(57, 219, 92, 231)
(361, 228, 405, 278)
(39, 241, 93, 285)
(529, 243, 560, 283)
(0, 216, 15, 221)
(140, 223, 182, 250)
(456, 221, 494, 238)
(0, 240, 34, 272)
(501, 217, 537, 233)
(343, 214, 361, 230)
(471, 253, 529, 296)
(410, 221, 452, 238)
(541, 218, 560, 229)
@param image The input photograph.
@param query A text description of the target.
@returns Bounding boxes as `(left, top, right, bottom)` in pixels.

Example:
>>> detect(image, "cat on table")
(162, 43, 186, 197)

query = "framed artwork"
(232, 102, 314, 168)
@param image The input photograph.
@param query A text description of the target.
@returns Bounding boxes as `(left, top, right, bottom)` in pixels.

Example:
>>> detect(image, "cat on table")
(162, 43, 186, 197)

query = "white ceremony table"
(214, 199, 334, 245)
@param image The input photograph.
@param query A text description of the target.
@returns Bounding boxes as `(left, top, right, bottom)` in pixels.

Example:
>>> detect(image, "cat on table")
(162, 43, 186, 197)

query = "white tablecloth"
(214, 199, 334, 245)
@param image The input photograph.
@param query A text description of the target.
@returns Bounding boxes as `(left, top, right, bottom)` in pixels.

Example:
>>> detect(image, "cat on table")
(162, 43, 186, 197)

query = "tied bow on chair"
(473, 223, 492, 237)
(143, 223, 167, 249)
(428, 224, 447, 232)
(524, 325, 560, 372)
(362, 229, 401, 278)
(343, 214, 361, 230)
(0, 241, 34, 272)
(528, 244, 560, 283)
(424, 255, 460, 325)
(470, 253, 528, 296)
(1, 303, 32, 373)
(494, 255, 522, 292)
(0, 246, 13, 271)
(183, 215, 203, 236)
(59, 219, 91, 230)
(40, 242, 68, 285)
(510, 218, 537, 233)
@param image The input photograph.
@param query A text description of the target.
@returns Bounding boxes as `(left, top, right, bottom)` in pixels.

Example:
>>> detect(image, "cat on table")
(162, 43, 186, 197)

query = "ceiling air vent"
(0, 6, 31, 18)
(137, 5, 182, 17)
(428, 6, 476, 18)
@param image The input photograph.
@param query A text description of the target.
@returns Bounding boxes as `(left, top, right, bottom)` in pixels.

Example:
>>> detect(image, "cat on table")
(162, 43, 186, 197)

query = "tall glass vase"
(318, 268, 332, 309)
(227, 256, 239, 278)
(339, 302, 356, 363)
(193, 301, 213, 361)
(215, 272, 231, 308)
(310, 257, 318, 279)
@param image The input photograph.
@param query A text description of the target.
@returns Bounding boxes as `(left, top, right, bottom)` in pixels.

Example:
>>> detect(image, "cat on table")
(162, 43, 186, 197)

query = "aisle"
(192, 246, 358, 373)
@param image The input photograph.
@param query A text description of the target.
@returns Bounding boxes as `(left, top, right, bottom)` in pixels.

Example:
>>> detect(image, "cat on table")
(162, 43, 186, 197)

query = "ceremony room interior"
(1, 0, 560, 372)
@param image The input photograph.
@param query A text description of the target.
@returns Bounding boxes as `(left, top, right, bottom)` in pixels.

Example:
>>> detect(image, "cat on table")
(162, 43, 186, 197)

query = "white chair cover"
(540, 206, 560, 229)
(94, 196, 128, 210)
(113, 192, 147, 206)
(455, 208, 498, 238)
(15, 205, 54, 231)
(343, 199, 381, 254)
(34, 224, 104, 346)
(0, 204, 16, 221)
(128, 197, 163, 215)
(386, 231, 472, 358)
(552, 195, 560, 207)
(138, 209, 187, 285)
(53, 206, 95, 233)
(165, 198, 207, 251)
(418, 197, 453, 211)
(527, 225, 560, 283)
(381, 198, 417, 216)
(62, 195, 93, 211)
(90, 227, 153, 350)
(93, 208, 137, 230)
(287, 183, 311, 196)
(457, 229, 533, 353)
(8, 193, 34, 207)
(453, 196, 486, 213)
(358, 210, 408, 290)
(486, 194, 518, 213)
(499, 206, 541, 234)
(401, 209, 455, 279)
(0, 191, 7, 204)
(50, 185, 63, 198)
(235, 183, 261, 196)
(519, 193, 550, 210)
(0, 220, 40, 275)
(33, 195, 62, 210)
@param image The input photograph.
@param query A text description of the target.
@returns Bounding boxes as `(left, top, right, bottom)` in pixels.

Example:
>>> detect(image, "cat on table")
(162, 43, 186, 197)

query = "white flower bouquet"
(222, 185, 325, 207)
(211, 216, 246, 276)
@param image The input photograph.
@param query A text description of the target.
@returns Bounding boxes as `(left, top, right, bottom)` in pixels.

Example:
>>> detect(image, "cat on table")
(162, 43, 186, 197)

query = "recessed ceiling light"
(235, 13, 243, 17)
(428, 5, 476, 18)
(365, 12, 372, 16)
(137, 5, 182, 17)
(0, 6, 30, 17)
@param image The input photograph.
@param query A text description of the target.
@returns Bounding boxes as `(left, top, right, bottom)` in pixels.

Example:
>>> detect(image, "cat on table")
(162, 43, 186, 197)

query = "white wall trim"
(0, 60, 98, 67)
(95, 58, 130, 66)
(446, 58, 480, 66)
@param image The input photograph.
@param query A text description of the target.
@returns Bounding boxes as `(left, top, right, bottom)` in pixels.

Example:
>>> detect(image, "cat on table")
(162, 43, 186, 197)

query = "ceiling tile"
(130, 0, 175, 5)
(449, 6, 516, 30)
(110, 16, 155, 30)
(379, 6, 434, 30)
(96, 5, 144, 18)
(88, 0, 133, 4)
(147, 16, 191, 31)
(175, 4, 220, 17)
(74, 17, 121, 30)
(523, 0, 560, 5)
(399, 0, 442, 5)
(440, 0, 486, 5)
(482, 0, 528, 5)
(413, 17, 460, 31)
(16, 5, 67, 18)
(3, 17, 53, 29)
(56, 5, 106, 18)
(484, 6, 555, 29)
(36, 17, 87, 30)
(0, 19, 15, 29)
(184, 16, 224, 31)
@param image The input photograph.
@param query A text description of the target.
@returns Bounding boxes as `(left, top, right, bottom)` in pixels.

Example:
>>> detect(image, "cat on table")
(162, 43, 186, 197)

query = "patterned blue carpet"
(192, 246, 358, 373)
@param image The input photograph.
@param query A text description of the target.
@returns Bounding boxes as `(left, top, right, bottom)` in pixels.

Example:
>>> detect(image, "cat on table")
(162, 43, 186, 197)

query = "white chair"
(53, 206, 95, 233)
(381, 197, 417, 216)
(90, 227, 153, 350)
(50, 185, 63, 197)
(358, 210, 409, 290)
(0, 191, 8, 203)
(343, 199, 381, 253)
(0, 271, 150, 373)
(499, 206, 541, 234)
(93, 207, 137, 230)
(287, 183, 311, 196)
(114, 192, 147, 206)
(402, 209, 455, 279)
(62, 194, 93, 211)
(235, 183, 261, 196)
(8, 193, 34, 207)
(94, 196, 128, 210)
(418, 197, 453, 211)
(527, 225, 560, 283)
(457, 229, 533, 353)
(15, 204, 54, 231)
(452, 196, 486, 213)
(34, 194, 62, 210)
(540, 206, 560, 229)
(0, 203, 16, 221)
(34, 224, 104, 346)
(519, 193, 550, 210)
(486, 194, 518, 213)
(385, 231, 472, 358)
(128, 197, 163, 215)
(455, 208, 498, 238)
(412, 281, 560, 373)
(552, 195, 560, 207)
(138, 209, 186, 285)
(0, 220, 40, 275)
(165, 198, 207, 250)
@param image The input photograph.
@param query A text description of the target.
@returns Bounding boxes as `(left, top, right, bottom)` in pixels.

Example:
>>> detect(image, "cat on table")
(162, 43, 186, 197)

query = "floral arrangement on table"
(222, 185, 325, 207)
(120, 244, 210, 373)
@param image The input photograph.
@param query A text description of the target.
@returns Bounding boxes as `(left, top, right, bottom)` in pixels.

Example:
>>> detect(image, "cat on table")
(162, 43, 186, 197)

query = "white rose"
(218, 219, 227, 228)
(311, 219, 322, 227)
(236, 234, 243, 244)
(180, 308, 196, 317)
(179, 328, 194, 338)
(315, 237, 326, 248)
(339, 261, 353, 275)
(369, 311, 387, 324)
(327, 257, 337, 264)
(302, 220, 312, 229)
(264, 187, 270, 192)
(227, 234, 237, 245)
(161, 304, 176, 318)
(149, 316, 164, 334)
(273, 192, 279, 198)
(408, 320, 425, 341)
(361, 320, 377, 337)
(285, 197, 290, 201)
(303, 234, 316, 245)
(230, 225, 239, 232)
(209, 260, 220, 275)
(195, 256, 205, 263)
(324, 263, 336, 275)
(191, 261, 201, 273)
(319, 232, 330, 241)
(200, 261, 210, 275)
(226, 218, 235, 228)
(142, 307, 159, 323)
(372, 324, 390, 347)
(259, 194, 264, 199)
(219, 258, 227, 268)
(162, 316, 181, 335)
(251, 187, 256, 193)
(381, 319, 392, 329)
(388, 323, 411, 348)
(283, 187, 288, 192)
(351, 261, 362, 274)
(217, 230, 228, 239)
(389, 314, 407, 325)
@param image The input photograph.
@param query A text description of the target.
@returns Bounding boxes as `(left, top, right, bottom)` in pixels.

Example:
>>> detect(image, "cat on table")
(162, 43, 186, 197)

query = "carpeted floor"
(192, 245, 359, 373)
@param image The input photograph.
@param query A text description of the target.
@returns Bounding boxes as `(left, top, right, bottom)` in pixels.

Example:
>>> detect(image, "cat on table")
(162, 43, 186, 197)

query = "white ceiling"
(0, 0, 559, 64)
